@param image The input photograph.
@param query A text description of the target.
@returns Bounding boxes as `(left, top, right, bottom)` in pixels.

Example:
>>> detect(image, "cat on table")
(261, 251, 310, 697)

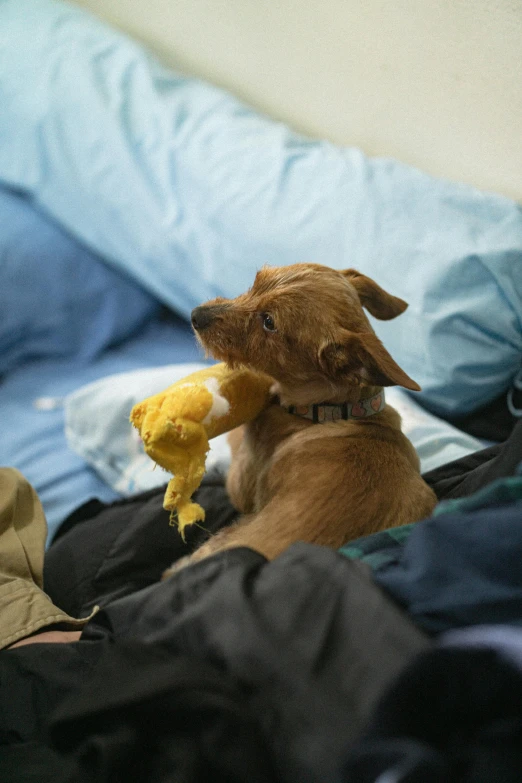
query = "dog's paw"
(269, 381, 282, 398)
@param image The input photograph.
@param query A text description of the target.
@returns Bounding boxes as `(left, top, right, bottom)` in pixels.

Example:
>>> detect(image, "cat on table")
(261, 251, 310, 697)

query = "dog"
(165, 263, 437, 573)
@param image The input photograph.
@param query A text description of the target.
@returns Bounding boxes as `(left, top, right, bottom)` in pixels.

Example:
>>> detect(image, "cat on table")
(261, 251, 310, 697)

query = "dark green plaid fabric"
(339, 523, 415, 570)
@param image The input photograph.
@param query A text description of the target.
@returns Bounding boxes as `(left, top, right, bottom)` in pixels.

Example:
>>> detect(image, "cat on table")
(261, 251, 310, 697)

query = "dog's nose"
(191, 306, 214, 331)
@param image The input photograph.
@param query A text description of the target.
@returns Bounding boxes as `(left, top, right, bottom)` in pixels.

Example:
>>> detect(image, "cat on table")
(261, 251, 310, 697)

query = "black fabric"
(344, 647, 522, 782)
(0, 743, 73, 783)
(0, 642, 102, 745)
(422, 419, 522, 500)
(44, 472, 239, 616)
(83, 547, 428, 741)
(2, 547, 428, 783)
(50, 642, 277, 783)
(51, 498, 107, 544)
(448, 384, 521, 442)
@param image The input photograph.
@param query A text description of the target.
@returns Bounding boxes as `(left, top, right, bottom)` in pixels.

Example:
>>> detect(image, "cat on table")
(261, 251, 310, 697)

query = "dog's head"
(191, 264, 419, 405)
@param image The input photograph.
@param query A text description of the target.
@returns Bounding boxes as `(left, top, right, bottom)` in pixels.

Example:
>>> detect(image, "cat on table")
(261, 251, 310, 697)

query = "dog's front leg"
(226, 425, 258, 514)
(227, 405, 308, 513)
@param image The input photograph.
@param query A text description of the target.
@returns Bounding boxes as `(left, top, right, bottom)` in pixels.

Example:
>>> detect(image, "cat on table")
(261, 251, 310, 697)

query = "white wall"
(73, 0, 522, 202)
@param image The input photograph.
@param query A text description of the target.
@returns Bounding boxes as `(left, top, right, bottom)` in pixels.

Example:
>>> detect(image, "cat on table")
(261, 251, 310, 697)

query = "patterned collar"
(285, 388, 385, 423)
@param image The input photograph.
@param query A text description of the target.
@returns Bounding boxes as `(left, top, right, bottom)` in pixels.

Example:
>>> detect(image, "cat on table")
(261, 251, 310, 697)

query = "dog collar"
(286, 388, 385, 423)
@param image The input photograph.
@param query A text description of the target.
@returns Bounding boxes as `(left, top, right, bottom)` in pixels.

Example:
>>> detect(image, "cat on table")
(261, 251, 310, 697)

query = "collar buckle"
(286, 389, 385, 422)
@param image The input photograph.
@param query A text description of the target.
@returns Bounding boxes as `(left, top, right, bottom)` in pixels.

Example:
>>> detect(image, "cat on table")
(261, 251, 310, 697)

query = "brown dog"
(167, 263, 436, 571)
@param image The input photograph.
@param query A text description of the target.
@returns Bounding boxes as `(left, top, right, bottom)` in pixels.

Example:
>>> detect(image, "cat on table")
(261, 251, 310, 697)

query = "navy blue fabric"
(373, 496, 522, 633)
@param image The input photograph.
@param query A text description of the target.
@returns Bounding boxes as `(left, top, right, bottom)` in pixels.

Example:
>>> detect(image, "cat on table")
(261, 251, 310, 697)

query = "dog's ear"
(342, 269, 408, 320)
(319, 330, 420, 390)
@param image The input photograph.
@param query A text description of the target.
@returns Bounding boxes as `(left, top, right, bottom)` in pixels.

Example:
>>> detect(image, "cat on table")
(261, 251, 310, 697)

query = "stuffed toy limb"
(130, 364, 272, 537)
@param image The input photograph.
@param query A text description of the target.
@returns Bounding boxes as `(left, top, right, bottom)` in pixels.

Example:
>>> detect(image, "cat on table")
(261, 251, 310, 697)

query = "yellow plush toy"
(130, 364, 273, 537)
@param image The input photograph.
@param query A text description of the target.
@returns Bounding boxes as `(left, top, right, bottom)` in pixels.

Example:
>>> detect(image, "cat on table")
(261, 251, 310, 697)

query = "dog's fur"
(167, 263, 437, 571)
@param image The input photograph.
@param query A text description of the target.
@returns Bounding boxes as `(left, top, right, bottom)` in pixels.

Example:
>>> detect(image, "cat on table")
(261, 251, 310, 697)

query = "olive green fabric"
(0, 468, 95, 650)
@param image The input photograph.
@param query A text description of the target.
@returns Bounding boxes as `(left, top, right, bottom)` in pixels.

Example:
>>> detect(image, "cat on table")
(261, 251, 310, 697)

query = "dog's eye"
(261, 313, 277, 333)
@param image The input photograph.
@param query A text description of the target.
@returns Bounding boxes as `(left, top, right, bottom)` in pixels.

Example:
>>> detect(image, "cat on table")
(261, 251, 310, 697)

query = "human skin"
(7, 630, 82, 648)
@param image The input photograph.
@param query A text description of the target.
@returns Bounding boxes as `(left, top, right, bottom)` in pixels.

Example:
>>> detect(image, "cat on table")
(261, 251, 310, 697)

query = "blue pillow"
(0, 186, 160, 374)
(0, 0, 521, 415)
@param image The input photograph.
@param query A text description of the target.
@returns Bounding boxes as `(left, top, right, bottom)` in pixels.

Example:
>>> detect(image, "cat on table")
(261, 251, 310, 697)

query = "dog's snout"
(191, 303, 229, 331)
(191, 306, 215, 332)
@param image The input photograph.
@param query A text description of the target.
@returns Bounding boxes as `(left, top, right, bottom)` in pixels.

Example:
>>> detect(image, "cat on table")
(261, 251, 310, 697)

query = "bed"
(1, 1, 522, 780)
